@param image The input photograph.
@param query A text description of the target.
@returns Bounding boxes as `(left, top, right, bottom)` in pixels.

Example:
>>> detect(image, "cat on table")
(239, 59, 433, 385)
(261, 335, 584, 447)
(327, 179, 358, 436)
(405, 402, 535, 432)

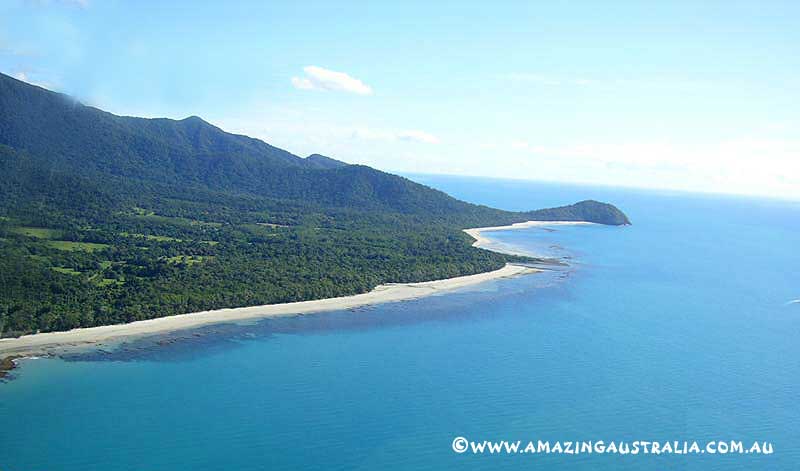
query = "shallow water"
(2, 177, 798, 470)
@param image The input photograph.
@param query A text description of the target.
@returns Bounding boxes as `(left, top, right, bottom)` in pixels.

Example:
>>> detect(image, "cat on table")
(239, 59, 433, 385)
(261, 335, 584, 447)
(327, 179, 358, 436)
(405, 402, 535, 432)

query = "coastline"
(464, 220, 594, 255)
(0, 220, 581, 368)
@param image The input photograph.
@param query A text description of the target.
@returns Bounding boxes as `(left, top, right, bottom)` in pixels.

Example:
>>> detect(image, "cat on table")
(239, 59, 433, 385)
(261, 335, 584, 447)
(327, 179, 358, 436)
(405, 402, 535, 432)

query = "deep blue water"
(2, 176, 799, 470)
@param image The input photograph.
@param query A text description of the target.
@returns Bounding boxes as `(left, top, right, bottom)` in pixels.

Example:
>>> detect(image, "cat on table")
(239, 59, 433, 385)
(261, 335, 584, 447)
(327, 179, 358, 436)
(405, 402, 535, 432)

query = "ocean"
(1, 176, 798, 470)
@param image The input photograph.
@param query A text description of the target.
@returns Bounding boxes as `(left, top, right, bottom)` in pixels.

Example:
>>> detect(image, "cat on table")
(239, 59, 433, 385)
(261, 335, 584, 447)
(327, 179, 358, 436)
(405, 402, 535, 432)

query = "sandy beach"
(0, 220, 579, 359)
(464, 220, 594, 254)
(0, 263, 535, 358)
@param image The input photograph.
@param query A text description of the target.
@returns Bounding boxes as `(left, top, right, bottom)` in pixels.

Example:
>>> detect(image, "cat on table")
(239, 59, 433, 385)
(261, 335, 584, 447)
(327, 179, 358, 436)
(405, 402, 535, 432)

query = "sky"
(2, 0, 799, 199)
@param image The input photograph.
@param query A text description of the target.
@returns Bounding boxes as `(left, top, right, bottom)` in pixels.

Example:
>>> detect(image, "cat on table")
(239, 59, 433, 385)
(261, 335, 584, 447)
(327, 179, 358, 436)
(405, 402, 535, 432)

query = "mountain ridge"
(0, 71, 628, 225)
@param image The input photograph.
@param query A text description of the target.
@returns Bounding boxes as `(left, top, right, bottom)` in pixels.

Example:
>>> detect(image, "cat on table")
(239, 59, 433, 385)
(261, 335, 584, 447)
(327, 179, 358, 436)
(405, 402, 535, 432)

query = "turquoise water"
(2, 176, 799, 470)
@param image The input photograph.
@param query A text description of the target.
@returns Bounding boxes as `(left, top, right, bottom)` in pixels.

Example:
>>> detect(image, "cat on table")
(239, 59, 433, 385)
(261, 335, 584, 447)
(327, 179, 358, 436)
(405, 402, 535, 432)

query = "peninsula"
(0, 71, 629, 346)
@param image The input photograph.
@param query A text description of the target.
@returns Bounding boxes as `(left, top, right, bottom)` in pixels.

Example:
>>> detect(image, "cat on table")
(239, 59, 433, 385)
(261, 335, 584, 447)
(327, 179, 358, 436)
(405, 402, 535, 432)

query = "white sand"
(0, 220, 586, 357)
(464, 220, 594, 254)
(0, 263, 535, 356)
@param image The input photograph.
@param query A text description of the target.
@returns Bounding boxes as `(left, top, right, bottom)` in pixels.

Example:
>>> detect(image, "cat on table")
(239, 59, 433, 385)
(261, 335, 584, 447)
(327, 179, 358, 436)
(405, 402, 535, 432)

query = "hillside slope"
(0, 72, 627, 224)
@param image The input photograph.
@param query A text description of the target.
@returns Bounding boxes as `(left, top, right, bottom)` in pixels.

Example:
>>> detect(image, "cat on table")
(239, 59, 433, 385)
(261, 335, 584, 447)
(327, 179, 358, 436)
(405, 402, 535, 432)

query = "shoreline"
(0, 220, 583, 366)
(0, 264, 536, 361)
(464, 220, 594, 255)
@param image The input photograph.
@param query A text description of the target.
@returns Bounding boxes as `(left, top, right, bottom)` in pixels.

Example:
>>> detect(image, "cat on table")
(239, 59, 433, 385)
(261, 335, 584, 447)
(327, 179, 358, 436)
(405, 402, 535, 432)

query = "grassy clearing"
(95, 278, 124, 287)
(191, 220, 222, 228)
(146, 234, 182, 242)
(256, 222, 289, 228)
(131, 207, 155, 217)
(9, 227, 109, 252)
(10, 226, 62, 239)
(51, 267, 82, 276)
(46, 240, 110, 252)
(121, 232, 183, 242)
(241, 224, 282, 236)
(122, 232, 220, 244)
(130, 210, 222, 228)
(88, 266, 124, 286)
(165, 255, 213, 265)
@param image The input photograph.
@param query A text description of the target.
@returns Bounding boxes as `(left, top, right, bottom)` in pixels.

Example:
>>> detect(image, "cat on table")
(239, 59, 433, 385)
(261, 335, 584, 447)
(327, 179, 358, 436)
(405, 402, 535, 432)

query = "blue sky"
(2, 1, 799, 199)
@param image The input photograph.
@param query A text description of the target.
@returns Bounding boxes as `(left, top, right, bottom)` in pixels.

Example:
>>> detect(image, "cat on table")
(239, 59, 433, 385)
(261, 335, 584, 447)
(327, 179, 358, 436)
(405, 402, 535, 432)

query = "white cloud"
(352, 127, 439, 144)
(350, 128, 392, 141)
(507, 137, 800, 199)
(510, 140, 547, 153)
(505, 74, 712, 92)
(291, 66, 373, 95)
(290, 77, 315, 90)
(10, 71, 54, 89)
(397, 130, 439, 144)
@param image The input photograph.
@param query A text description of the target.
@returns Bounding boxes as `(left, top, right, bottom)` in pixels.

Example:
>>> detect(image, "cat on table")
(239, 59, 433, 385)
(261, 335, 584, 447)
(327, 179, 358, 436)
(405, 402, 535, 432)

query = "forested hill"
(305, 154, 349, 169)
(0, 72, 629, 337)
(0, 72, 628, 224)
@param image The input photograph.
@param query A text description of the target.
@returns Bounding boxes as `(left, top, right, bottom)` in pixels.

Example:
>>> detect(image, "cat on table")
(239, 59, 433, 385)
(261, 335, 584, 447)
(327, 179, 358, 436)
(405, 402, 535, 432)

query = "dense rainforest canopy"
(0, 72, 629, 337)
